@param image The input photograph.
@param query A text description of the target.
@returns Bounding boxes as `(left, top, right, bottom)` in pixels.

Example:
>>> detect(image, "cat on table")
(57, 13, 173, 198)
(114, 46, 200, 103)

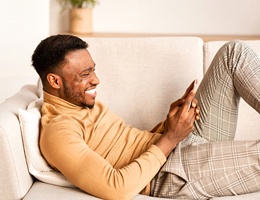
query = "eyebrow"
(80, 64, 96, 74)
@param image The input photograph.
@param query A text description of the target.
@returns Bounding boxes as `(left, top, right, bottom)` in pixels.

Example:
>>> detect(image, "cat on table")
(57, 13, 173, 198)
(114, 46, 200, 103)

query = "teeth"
(85, 89, 96, 94)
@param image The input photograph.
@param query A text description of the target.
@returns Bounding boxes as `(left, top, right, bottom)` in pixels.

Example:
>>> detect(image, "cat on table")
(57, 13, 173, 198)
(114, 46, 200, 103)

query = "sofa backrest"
(84, 37, 204, 130)
(0, 85, 38, 200)
(204, 40, 260, 140)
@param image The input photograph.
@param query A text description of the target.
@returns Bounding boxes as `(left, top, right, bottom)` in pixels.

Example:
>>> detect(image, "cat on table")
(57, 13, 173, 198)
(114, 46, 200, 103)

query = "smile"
(85, 88, 97, 97)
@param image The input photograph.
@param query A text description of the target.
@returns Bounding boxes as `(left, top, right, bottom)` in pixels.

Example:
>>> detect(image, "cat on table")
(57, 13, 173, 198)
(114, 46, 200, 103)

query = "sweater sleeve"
(150, 120, 165, 133)
(40, 116, 166, 200)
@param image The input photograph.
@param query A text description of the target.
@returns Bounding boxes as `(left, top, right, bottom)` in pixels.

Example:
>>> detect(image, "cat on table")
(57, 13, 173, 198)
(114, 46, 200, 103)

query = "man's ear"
(46, 73, 62, 89)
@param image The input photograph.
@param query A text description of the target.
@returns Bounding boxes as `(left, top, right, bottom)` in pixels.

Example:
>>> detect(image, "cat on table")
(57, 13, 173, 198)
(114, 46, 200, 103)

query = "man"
(32, 34, 260, 200)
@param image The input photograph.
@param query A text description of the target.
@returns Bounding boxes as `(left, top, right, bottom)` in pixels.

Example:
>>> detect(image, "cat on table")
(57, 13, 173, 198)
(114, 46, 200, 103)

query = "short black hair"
(32, 34, 88, 84)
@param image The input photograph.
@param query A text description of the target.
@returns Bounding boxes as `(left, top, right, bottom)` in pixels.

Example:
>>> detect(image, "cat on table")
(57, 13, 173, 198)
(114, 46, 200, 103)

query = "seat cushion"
(23, 181, 173, 200)
(211, 191, 260, 200)
(23, 181, 100, 200)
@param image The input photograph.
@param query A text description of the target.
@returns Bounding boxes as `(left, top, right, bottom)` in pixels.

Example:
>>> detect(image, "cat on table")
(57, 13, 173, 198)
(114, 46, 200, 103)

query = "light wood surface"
(67, 32, 260, 42)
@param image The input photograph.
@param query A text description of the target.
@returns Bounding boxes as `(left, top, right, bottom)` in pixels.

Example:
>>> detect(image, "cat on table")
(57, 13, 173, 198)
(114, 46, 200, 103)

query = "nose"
(91, 72, 100, 86)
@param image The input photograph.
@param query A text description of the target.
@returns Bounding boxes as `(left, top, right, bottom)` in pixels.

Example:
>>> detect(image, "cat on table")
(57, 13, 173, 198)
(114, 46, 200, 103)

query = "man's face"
(59, 49, 100, 108)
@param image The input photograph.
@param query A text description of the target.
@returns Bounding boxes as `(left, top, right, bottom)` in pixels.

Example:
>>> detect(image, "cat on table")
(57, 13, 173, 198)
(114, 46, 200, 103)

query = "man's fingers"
(195, 105, 200, 114)
(191, 98, 198, 108)
(195, 114, 200, 121)
(169, 99, 185, 111)
(168, 105, 181, 117)
(181, 80, 197, 99)
(182, 90, 196, 112)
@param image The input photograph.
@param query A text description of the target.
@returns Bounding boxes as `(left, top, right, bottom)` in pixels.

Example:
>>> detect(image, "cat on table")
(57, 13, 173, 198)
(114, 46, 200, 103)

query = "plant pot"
(69, 8, 92, 34)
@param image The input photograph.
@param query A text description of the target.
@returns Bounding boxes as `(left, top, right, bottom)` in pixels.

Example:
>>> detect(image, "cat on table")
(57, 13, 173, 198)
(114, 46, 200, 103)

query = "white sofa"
(1, 37, 260, 200)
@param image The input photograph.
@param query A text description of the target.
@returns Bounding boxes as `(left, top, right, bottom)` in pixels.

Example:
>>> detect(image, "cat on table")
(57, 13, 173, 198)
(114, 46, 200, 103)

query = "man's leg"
(151, 140, 260, 199)
(151, 41, 260, 199)
(194, 41, 260, 141)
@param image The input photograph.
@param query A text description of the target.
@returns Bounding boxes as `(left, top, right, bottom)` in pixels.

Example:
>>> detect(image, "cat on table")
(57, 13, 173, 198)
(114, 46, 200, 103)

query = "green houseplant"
(57, 0, 99, 34)
(58, 0, 98, 9)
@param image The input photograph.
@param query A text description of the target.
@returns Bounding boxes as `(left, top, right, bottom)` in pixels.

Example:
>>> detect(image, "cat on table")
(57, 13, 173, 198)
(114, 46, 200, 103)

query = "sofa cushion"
(83, 37, 204, 131)
(23, 181, 100, 200)
(18, 98, 75, 187)
(23, 181, 173, 200)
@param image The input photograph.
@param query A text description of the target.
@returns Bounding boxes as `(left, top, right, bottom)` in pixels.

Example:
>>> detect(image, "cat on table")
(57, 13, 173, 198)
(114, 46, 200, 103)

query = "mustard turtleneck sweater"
(40, 92, 166, 200)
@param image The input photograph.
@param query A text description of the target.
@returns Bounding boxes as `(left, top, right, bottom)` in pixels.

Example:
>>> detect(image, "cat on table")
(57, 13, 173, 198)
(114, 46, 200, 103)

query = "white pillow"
(36, 78, 43, 98)
(18, 98, 75, 187)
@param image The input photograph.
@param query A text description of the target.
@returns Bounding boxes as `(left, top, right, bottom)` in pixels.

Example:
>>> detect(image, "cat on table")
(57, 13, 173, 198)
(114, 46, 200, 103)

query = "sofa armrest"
(0, 85, 38, 200)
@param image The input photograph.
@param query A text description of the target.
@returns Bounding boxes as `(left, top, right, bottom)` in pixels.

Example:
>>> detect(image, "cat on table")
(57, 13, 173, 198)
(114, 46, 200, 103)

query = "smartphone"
(188, 79, 197, 111)
(192, 79, 197, 92)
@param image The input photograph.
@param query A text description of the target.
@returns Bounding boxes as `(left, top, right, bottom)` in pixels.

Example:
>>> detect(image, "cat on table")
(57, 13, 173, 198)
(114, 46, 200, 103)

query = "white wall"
(50, 0, 260, 35)
(1, 0, 260, 103)
(0, 0, 49, 103)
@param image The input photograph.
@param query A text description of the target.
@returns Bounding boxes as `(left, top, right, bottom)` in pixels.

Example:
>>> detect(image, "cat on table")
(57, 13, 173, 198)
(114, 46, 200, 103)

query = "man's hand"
(155, 81, 200, 157)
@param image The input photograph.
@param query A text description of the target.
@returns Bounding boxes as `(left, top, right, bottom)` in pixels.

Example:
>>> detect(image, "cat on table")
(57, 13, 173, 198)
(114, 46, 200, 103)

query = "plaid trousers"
(150, 41, 260, 199)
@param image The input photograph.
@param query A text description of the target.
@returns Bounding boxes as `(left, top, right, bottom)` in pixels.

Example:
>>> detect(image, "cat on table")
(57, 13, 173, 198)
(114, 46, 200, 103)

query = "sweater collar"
(43, 91, 86, 111)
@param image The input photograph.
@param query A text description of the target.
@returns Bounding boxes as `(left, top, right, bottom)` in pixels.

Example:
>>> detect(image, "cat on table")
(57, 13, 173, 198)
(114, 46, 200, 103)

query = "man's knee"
(222, 40, 249, 54)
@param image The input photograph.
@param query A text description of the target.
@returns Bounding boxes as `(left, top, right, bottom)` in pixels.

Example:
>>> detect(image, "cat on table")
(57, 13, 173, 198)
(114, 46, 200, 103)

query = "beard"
(62, 79, 94, 109)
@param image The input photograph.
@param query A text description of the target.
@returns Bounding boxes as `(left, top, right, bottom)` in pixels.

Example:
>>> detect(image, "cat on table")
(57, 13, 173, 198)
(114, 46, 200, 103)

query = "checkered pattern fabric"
(150, 41, 260, 199)
(194, 41, 260, 141)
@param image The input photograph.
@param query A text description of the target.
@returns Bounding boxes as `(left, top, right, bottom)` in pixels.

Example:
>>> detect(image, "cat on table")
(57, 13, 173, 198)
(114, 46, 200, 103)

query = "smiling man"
(32, 34, 197, 199)
(49, 49, 98, 108)
(34, 40, 99, 108)
(32, 34, 260, 200)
